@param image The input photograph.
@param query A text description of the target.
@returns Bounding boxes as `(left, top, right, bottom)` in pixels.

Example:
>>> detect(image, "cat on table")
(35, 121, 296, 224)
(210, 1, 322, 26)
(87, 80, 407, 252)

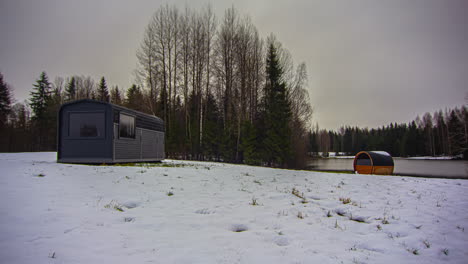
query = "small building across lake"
(58, 99, 165, 164)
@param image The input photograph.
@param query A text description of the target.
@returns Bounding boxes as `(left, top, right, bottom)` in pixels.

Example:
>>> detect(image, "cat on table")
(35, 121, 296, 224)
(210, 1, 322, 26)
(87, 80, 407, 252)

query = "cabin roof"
(60, 99, 163, 123)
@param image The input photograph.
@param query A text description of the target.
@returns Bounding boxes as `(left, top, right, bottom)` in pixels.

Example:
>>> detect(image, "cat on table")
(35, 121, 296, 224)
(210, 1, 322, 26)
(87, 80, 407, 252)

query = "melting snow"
(0, 152, 467, 263)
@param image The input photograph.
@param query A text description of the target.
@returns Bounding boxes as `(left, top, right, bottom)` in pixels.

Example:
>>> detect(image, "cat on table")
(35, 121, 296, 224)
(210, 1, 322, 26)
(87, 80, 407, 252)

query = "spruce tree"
(262, 42, 292, 167)
(30, 71, 51, 121)
(97, 77, 110, 102)
(110, 85, 122, 105)
(125, 84, 145, 112)
(65, 77, 76, 101)
(0, 73, 13, 129)
(29, 71, 53, 150)
(448, 110, 465, 156)
(202, 92, 222, 160)
(241, 121, 261, 165)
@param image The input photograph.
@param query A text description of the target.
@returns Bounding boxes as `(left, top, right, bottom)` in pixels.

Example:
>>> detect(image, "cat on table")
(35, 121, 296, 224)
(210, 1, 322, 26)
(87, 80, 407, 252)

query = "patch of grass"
(292, 188, 308, 204)
(104, 200, 124, 212)
(423, 240, 431, 248)
(37, 173, 45, 177)
(250, 198, 258, 206)
(334, 219, 343, 230)
(338, 197, 359, 206)
(292, 188, 305, 199)
(403, 243, 419, 255)
(162, 163, 188, 168)
(349, 214, 368, 223)
(167, 191, 174, 196)
(339, 197, 352, 204)
(114, 206, 124, 212)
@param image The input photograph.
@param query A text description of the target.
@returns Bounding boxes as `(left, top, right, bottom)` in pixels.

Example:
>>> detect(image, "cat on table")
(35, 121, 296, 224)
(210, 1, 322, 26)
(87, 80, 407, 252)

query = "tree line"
(0, 5, 312, 168)
(0, 72, 118, 152)
(309, 106, 468, 159)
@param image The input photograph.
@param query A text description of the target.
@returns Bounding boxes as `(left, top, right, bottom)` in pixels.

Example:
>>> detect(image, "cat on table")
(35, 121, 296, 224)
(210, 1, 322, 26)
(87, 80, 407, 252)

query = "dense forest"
(0, 5, 466, 166)
(309, 106, 468, 159)
(0, 5, 312, 168)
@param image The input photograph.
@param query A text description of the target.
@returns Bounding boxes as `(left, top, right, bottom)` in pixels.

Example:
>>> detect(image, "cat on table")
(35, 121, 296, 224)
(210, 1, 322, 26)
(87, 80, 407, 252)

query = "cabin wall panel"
(115, 130, 141, 160)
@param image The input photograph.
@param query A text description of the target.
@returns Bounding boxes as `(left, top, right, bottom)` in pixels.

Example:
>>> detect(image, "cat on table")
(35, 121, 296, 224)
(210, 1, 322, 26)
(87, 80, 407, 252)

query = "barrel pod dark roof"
(353, 151, 394, 175)
(58, 99, 165, 164)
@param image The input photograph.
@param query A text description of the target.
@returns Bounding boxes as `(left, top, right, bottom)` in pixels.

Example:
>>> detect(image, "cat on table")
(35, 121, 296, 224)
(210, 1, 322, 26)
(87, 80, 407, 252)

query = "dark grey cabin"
(58, 99, 165, 163)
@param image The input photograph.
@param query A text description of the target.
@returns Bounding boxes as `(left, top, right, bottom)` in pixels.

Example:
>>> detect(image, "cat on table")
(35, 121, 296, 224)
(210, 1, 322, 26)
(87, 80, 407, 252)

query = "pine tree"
(30, 71, 51, 121)
(201, 92, 223, 160)
(262, 42, 292, 167)
(125, 84, 145, 112)
(110, 86, 122, 105)
(434, 110, 448, 155)
(0, 73, 13, 129)
(241, 121, 261, 165)
(29, 71, 53, 150)
(97, 77, 110, 102)
(65, 77, 76, 101)
(403, 122, 417, 156)
(188, 89, 201, 158)
(447, 110, 465, 156)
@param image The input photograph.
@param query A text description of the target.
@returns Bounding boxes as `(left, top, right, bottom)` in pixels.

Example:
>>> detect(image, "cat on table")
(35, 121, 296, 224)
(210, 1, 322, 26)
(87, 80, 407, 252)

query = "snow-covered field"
(1, 152, 467, 264)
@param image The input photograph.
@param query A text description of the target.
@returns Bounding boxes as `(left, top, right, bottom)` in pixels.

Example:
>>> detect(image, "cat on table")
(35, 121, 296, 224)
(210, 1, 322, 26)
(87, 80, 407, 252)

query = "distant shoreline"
(310, 156, 463, 161)
(306, 168, 468, 180)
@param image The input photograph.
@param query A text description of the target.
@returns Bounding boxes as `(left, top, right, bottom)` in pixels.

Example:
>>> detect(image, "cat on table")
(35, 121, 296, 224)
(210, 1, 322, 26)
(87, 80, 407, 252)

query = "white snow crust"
(0, 152, 467, 263)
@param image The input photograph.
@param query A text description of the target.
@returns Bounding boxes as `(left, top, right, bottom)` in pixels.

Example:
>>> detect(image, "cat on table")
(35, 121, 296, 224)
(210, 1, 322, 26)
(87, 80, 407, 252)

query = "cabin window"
(69, 112, 105, 138)
(119, 113, 135, 139)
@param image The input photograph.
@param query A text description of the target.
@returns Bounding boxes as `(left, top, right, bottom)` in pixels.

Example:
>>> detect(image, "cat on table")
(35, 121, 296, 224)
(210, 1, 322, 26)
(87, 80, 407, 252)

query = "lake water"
(307, 158, 468, 179)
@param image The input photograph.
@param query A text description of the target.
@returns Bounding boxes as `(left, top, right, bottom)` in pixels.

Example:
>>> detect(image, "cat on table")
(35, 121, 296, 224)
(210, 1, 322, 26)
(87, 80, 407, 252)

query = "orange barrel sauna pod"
(353, 151, 394, 175)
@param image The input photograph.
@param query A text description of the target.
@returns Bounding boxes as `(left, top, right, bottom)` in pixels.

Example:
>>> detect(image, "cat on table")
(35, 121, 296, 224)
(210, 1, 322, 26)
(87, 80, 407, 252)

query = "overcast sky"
(1, 0, 467, 130)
